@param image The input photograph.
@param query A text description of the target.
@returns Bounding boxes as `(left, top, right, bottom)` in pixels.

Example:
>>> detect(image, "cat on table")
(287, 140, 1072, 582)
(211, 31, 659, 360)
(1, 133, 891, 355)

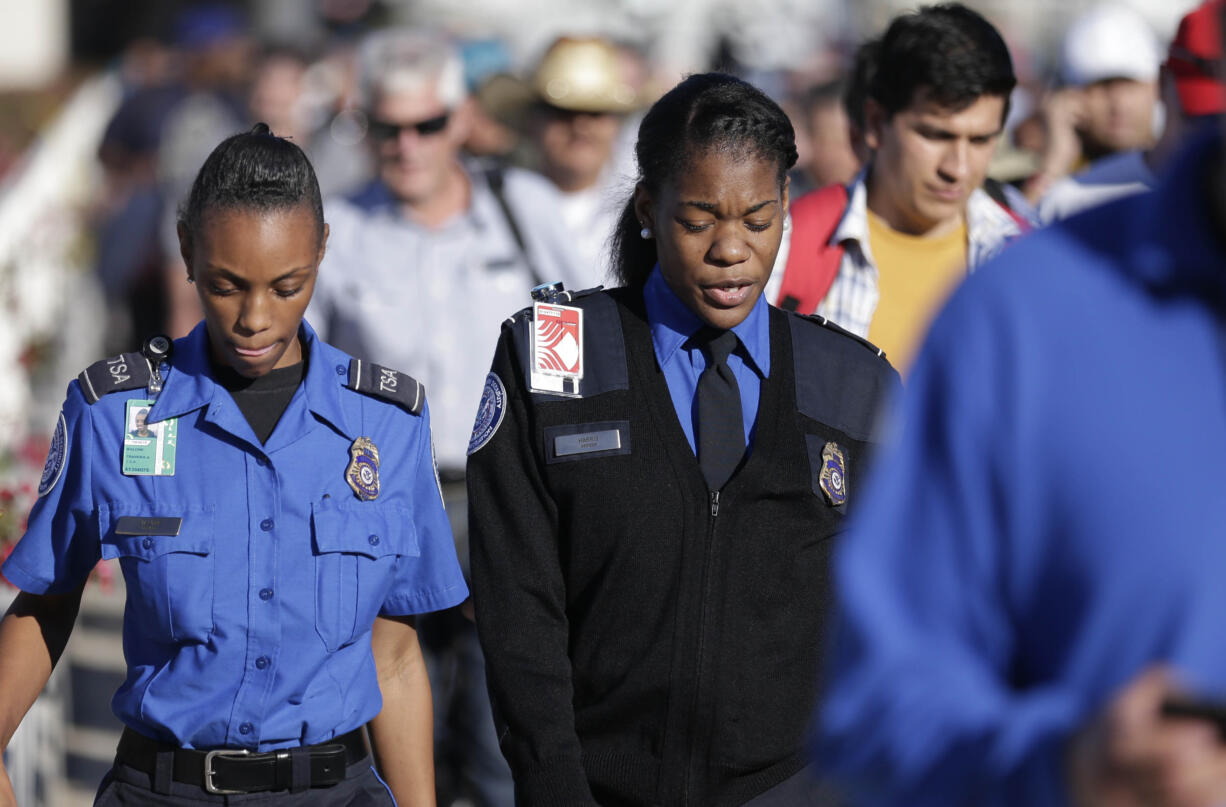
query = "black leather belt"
(115, 727, 368, 795)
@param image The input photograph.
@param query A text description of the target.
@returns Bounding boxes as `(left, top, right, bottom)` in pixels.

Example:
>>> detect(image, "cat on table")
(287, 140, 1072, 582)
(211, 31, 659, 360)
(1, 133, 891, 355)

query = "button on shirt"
(643, 266, 770, 454)
(3, 321, 468, 750)
(307, 164, 585, 470)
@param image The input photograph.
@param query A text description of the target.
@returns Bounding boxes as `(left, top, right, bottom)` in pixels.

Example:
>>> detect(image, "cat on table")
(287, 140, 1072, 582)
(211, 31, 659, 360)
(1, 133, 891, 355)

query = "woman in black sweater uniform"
(466, 73, 899, 806)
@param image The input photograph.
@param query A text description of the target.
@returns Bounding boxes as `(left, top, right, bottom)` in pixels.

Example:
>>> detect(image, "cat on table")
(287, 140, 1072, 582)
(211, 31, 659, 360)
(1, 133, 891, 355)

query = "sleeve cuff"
(514, 757, 599, 807)
(380, 580, 469, 617)
(1, 557, 56, 594)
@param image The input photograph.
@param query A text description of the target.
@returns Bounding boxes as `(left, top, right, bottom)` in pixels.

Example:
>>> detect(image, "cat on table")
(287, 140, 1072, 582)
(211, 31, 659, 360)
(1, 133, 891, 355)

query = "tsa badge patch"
(468, 373, 507, 455)
(818, 442, 848, 507)
(38, 411, 67, 497)
(346, 436, 381, 501)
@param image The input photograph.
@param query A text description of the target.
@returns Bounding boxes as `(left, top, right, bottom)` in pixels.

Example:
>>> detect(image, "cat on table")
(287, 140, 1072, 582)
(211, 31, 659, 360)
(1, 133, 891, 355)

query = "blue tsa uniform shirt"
(814, 132, 1226, 806)
(3, 320, 467, 751)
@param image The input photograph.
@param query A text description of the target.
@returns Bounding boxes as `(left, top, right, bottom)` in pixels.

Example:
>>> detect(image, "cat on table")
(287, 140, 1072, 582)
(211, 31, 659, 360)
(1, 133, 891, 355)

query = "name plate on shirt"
(554, 429, 622, 457)
(115, 516, 183, 536)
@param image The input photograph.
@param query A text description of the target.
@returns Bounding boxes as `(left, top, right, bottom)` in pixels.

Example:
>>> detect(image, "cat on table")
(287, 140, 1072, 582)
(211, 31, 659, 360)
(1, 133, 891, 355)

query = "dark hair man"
(767, 3, 1025, 375)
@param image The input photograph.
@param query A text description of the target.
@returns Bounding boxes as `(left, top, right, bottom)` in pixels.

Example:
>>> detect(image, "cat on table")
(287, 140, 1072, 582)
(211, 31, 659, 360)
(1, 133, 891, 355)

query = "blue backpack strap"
(345, 359, 425, 415)
(78, 352, 152, 404)
(787, 311, 897, 442)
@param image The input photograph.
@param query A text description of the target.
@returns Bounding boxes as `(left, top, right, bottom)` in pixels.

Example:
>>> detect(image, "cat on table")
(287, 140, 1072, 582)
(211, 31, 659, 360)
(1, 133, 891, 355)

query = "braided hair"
(178, 123, 325, 250)
(610, 73, 797, 288)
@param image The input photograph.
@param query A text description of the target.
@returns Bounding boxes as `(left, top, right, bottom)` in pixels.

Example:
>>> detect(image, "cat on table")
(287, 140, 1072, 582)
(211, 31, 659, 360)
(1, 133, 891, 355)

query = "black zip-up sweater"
(468, 286, 897, 806)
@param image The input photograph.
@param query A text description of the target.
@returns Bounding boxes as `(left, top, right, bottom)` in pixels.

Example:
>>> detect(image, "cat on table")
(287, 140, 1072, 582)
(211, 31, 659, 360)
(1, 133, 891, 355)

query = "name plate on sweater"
(554, 429, 622, 457)
(543, 420, 631, 464)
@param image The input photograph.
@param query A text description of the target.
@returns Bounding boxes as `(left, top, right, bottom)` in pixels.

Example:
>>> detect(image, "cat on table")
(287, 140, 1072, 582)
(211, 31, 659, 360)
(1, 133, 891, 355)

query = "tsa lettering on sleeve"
(468, 372, 507, 455)
(37, 411, 68, 496)
(78, 351, 151, 404)
(346, 358, 424, 415)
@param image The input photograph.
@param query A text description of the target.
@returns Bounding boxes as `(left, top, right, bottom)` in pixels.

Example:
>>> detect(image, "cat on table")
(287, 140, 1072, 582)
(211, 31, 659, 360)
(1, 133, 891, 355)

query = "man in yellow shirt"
(768, 4, 1027, 374)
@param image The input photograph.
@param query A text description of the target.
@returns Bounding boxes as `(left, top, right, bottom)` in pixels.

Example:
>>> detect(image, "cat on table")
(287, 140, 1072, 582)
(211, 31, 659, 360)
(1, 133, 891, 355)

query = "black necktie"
(695, 328, 744, 490)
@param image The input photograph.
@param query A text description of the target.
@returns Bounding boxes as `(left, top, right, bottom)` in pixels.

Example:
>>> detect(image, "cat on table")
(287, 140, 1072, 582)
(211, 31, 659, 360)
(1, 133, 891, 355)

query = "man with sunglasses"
(307, 29, 580, 807)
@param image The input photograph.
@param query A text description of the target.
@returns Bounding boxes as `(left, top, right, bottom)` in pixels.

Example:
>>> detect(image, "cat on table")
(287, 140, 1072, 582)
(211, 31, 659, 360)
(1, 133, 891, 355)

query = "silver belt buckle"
(203, 749, 251, 795)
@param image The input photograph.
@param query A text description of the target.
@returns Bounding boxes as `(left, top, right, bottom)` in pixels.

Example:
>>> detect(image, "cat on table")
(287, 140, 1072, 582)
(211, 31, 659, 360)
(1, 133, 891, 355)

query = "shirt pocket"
(310, 496, 420, 652)
(98, 504, 216, 645)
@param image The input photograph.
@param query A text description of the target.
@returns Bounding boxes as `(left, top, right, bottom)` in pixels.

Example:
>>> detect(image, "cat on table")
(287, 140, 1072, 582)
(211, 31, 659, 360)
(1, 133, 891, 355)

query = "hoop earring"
(640, 227, 653, 239)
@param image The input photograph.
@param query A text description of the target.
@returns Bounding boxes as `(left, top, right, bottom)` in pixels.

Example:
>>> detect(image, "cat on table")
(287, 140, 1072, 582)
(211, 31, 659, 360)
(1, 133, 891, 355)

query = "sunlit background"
(0, 0, 1202, 804)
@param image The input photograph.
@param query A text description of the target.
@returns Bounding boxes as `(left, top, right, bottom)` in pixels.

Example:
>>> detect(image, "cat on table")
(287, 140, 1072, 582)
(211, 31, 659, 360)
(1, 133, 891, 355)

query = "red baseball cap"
(1167, 0, 1226, 117)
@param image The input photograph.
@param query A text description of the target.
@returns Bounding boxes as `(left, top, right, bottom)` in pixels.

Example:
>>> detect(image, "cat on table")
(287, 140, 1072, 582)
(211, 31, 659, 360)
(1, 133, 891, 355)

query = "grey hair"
(357, 29, 466, 111)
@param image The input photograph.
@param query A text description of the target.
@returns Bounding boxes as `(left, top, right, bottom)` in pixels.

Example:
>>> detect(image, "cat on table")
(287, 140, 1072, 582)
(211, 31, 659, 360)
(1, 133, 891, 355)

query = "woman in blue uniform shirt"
(0, 125, 467, 804)
(467, 74, 898, 806)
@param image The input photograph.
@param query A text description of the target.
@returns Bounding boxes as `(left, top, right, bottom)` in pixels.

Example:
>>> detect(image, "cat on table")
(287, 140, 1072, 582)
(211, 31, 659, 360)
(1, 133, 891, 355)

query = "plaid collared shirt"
(768, 169, 1027, 339)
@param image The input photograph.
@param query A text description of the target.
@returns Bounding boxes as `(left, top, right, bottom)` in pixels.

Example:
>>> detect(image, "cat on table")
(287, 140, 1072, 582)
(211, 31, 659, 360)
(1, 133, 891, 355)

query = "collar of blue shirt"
(149, 320, 355, 442)
(643, 265, 771, 379)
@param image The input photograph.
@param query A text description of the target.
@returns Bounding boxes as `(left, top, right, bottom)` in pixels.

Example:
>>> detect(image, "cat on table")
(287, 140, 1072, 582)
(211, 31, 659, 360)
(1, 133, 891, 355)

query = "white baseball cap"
(1061, 3, 1162, 85)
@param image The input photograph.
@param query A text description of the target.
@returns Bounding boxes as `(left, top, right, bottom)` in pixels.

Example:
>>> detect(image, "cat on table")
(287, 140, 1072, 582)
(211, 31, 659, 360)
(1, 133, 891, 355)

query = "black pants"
(93, 760, 397, 805)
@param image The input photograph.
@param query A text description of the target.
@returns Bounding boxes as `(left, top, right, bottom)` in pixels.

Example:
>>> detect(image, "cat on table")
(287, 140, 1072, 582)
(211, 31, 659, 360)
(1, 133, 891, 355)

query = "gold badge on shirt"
(346, 437, 380, 501)
(819, 442, 848, 506)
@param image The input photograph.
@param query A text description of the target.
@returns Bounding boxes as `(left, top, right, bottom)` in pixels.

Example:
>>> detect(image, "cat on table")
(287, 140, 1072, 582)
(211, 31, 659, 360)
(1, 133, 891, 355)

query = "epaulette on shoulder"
(798, 313, 890, 362)
(345, 359, 424, 416)
(504, 305, 533, 328)
(503, 285, 606, 327)
(78, 352, 152, 404)
(551, 284, 604, 304)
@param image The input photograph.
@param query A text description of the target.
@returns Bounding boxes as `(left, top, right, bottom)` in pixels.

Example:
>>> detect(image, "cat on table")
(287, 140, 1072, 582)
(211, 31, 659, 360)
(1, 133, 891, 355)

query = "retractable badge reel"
(529, 282, 584, 397)
(143, 335, 173, 397)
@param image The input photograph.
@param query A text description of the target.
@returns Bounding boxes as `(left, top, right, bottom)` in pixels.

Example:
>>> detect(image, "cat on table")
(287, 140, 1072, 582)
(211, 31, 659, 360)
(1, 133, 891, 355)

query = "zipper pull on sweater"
(710, 490, 720, 518)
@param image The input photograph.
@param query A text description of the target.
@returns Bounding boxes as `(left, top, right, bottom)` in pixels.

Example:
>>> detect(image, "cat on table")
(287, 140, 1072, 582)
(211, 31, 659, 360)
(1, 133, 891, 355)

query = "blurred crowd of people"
(63, 0, 1213, 368)
(1, 0, 1223, 804)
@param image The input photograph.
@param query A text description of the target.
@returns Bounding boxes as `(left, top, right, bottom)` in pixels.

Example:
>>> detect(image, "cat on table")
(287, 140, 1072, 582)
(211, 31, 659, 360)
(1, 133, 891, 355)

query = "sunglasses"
(368, 112, 450, 140)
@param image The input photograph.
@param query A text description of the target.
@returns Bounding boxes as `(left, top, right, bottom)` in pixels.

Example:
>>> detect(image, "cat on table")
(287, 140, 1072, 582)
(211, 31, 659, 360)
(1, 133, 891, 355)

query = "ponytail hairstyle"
(178, 123, 325, 251)
(610, 73, 798, 288)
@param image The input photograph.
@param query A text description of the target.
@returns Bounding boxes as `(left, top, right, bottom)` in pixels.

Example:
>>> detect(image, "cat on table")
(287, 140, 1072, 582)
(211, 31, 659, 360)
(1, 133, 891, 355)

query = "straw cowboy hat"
(478, 36, 640, 128)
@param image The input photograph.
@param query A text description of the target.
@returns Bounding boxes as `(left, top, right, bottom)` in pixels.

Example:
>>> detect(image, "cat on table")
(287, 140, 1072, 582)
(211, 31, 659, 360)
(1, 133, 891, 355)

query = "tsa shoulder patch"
(346, 359, 424, 415)
(78, 352, 151, 404)
(38, 411, 68, 497)
(468, 373, 507, 455)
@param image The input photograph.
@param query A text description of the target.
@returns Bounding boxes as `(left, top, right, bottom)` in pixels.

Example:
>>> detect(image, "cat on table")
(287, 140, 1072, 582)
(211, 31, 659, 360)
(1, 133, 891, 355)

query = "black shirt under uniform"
(467, 287, 898, 806)
(213, 359, 306, 443)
